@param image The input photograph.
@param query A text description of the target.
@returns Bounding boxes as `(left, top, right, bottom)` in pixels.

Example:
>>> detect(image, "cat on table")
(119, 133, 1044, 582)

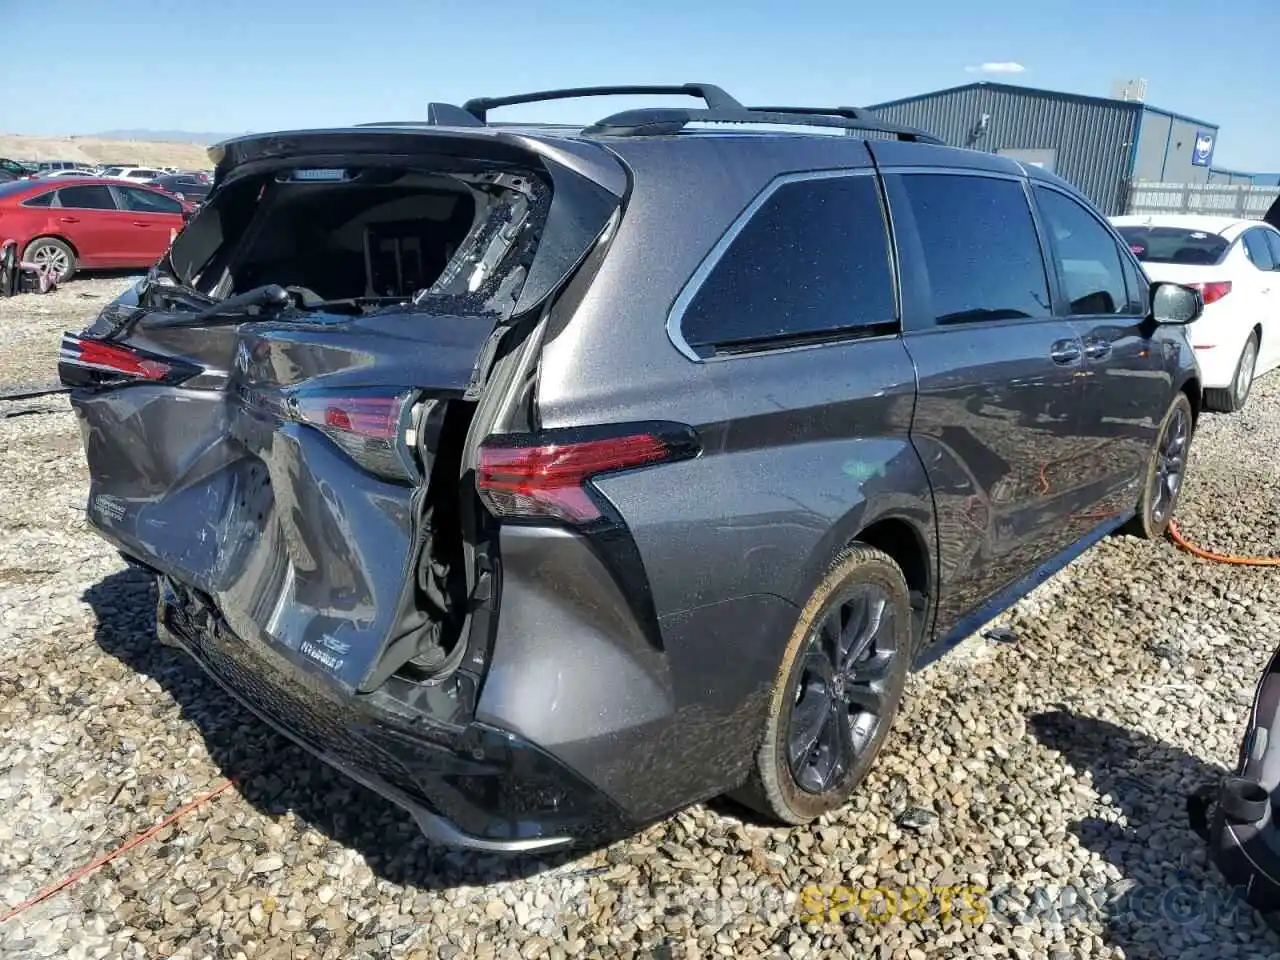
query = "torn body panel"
(72, 315, 487, 698)
(65, 134, 625, 734)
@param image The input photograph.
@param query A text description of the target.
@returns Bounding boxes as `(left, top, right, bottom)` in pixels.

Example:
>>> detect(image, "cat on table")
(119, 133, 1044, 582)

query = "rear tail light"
(1188, 280, 1232, 305)
(58, 333, 197, 388)
(477, 425, 700, 524)
(293, 391, 416, 483)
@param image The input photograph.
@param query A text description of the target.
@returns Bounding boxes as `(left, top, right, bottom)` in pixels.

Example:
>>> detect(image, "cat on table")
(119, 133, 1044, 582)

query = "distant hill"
(0, 134, 213, 169)
(93, 129, 245, 144)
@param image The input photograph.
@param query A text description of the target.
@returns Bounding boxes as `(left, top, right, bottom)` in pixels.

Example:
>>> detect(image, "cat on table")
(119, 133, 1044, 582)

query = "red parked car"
(0, 177, 192, 281)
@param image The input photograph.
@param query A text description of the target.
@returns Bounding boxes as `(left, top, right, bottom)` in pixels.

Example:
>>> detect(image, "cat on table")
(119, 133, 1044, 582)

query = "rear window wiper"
(287, 290, 411, 314)
(147, 284, 292, 328)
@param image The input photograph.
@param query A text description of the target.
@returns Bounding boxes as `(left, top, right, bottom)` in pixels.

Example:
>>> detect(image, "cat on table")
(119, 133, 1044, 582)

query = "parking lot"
(3, 278, 1280, 959)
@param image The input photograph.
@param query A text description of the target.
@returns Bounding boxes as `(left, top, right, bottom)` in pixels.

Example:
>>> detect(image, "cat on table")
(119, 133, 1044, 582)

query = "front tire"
(734, 544, 912, 824)
(22, 237, 77, 282)
(1205, 332, 1258, 413)
(1125, 392, 1193, 540)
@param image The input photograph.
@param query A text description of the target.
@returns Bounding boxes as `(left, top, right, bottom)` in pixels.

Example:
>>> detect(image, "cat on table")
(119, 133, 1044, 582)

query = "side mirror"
(1151, 282, 1203, 325)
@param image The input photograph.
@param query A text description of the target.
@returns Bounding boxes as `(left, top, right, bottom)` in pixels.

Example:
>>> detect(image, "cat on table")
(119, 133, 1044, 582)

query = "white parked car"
(1111, 214, 1280, 412)
(38, 168, 100, 178)
(99, 167, 166, 183)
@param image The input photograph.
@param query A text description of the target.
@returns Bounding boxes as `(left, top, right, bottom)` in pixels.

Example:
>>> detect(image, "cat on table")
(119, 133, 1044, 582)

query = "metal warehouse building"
(865, 81, 1221, 215)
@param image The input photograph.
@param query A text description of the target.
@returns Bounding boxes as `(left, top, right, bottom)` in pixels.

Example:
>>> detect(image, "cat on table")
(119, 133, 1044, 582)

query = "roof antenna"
(426, 102, 484, 127)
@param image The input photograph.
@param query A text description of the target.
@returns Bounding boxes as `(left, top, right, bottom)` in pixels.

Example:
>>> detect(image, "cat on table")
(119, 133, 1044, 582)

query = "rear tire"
(22, 237, 77, 282)
(1204, 332, 1258, 413)
(733, 544, 912, 825)
(1125, 392, 1193, 540)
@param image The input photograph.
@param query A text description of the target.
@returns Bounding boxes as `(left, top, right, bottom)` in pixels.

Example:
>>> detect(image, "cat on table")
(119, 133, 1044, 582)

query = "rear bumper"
(1191, 343, 1239, 390)
(156, 576, 634, 852)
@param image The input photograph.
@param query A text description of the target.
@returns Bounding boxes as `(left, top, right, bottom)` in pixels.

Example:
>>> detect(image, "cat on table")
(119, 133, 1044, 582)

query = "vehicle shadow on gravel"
(84, 567, 612, 889)
(1029, 710, 1280, 958)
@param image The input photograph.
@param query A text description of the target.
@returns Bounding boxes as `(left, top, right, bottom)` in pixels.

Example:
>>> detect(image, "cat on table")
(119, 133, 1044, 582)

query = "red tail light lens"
(477, 428, 697, 524)
(58, 333, 195, 388)
(294, 392, 414, 482)
(1188, 281, 1232, 305)
(63, 336, 172, 380)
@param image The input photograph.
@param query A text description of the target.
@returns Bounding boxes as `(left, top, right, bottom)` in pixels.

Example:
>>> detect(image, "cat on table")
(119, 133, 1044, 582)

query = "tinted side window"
(1033, 187, 1131, 316)
(1243, 230, 1277, 270)
(56, 185, 116, 210)
(120, 187, 183, 214)
(1265, 229, 1280, 269)
(680, 174, 896, 354)
(22, 191, 53, 208)
(897, 174, 1050, 326)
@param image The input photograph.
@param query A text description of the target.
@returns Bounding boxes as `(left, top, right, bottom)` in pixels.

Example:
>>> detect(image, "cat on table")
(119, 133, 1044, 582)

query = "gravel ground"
(0, 276, 142, 394)
(3, 282, 1280, 959)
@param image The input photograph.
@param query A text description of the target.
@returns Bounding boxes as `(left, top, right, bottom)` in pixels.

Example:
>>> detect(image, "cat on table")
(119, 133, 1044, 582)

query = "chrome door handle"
(1084, 338, 1112, 360)
(1050, 340, 1082, 365)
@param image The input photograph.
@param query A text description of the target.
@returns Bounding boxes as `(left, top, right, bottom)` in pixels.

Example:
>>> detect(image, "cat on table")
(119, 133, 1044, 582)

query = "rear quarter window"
(677, 172, 897, 357)
(1265, 229, 1280, 267)
(1243, 229, 1278, 270)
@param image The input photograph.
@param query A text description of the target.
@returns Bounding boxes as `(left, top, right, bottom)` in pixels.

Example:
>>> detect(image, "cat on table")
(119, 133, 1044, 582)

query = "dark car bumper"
(155, 575, 633, 852)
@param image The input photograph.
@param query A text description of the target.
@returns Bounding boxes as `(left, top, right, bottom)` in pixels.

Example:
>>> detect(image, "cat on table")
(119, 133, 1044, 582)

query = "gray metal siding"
(1131, 111, 1172, 181)
(867, 87, 1141, 214)
(1132, 111, 1217, 185)
(1159, 117, 1214, 185)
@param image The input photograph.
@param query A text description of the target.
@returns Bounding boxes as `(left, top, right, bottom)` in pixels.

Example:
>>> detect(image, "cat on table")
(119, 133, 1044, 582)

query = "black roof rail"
(581, 106, 943, 143)
(747, 105, 880, 121)
(461, 83, 742, 122)
(354, 85, 942, 142)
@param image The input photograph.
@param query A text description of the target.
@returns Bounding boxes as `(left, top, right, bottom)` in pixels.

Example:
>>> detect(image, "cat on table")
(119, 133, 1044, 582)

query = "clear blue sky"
(3, 0, 1277, 171)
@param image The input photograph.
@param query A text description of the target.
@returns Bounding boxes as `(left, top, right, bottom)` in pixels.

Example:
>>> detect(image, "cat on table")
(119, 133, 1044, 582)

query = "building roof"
(867, 81, 1217, 131)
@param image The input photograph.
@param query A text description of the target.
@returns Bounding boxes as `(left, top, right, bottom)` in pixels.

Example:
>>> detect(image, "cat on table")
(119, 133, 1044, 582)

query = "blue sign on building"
(1192, 130, 1216, 167)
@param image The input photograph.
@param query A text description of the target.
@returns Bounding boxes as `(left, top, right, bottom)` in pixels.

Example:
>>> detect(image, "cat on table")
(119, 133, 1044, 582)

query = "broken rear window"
(171, 166, 549, 320)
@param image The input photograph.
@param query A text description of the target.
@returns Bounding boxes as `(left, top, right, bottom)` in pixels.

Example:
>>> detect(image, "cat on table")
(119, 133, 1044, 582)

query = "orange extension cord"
(0, 779, 235, 924)
(1168, 520, 1280, 567)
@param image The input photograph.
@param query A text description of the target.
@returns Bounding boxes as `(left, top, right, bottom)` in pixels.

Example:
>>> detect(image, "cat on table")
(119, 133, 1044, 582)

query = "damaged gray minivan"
(61, 85, 1204, 851)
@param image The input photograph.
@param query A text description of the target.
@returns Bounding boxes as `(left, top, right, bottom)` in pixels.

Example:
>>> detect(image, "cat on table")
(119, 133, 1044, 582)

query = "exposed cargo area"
(165, 163, 547, 316)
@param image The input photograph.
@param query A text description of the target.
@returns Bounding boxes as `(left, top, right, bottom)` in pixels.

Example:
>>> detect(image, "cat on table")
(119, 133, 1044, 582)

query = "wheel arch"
(796, 500, 937, 658)
(1179, 374, 1202, 427)
(851, 515, 935, 654)
(23, 233, 80, 259)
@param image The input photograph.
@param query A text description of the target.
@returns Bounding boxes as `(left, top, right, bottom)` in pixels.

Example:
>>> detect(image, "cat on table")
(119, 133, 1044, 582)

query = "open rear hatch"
(60, 128, 622, 717)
